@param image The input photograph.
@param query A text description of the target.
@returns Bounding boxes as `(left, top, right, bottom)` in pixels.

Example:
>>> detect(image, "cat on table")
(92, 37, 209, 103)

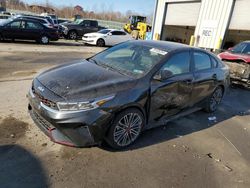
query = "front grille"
(32, 110, 55, 131)
(32, 86, 57, 109)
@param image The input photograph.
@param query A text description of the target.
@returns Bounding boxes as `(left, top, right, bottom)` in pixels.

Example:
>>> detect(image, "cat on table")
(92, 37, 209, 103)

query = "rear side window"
(26, 21, 43, 30)
(193, 51, 212, 71)
(161, 51, 190, 75)
(111, 31, 126, 35)
(90, 21, 97, 27)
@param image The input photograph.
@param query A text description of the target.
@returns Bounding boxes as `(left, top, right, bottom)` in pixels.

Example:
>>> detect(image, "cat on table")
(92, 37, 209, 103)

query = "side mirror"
(107, 32, 112, 36)
(161, 69, 173, 80)
(154, 69, 173, 81)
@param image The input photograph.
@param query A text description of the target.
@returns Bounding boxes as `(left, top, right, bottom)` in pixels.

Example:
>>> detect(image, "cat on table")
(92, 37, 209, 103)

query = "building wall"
(194, 0, 234, 49)
(153, 0, 236, 50)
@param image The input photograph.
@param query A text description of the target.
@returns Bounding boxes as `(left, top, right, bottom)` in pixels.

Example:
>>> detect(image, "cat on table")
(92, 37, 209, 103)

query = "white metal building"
(152, 0, 250, 50)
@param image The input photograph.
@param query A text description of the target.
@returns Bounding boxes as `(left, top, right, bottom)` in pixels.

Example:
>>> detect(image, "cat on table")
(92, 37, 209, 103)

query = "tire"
(0, 33, 3, 41)
(131, 30, 139, 40)
(68, 31, 77, 40)
(204, 86, 224, 113)
(106, 108, 144, 149)
(40, 35, 49, 44)
(96, 38, 105, 47)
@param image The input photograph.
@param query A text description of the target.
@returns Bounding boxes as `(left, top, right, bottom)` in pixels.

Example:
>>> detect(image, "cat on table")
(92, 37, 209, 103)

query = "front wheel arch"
(105, 105, 146, 135)
(105, 107, 145, 149)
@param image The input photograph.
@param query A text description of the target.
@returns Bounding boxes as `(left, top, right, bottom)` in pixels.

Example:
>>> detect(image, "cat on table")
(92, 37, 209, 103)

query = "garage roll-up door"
(165, 2, 201, 26)
(229, 0, 250, 30)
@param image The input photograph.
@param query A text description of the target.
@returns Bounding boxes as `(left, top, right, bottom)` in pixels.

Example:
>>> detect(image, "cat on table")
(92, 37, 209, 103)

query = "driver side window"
(8, 21, 21, 28)
(161, 51, 190, 76)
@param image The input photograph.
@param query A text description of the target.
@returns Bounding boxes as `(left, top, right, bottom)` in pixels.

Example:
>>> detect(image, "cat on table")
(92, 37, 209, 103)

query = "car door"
(24, 21, 43, 40)
(80, 20, 97, 35)
(2, 20, 23, 39)
(149, 50, 194, 123)
(118, 31, 131, 43)
(108, 31, 123, 45)
(191, 50, 217, 105)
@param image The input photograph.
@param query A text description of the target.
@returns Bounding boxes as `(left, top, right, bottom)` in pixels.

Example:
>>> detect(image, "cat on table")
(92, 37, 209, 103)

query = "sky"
(23, 0, 156, 15)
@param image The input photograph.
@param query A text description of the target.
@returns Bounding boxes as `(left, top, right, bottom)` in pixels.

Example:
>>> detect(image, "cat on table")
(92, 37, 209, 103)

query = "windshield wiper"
(101, 63, 130, 77)
(88, 58, 98, 65)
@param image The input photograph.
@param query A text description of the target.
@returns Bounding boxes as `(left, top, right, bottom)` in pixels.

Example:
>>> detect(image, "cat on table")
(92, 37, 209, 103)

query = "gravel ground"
(0, 41, 250, 188)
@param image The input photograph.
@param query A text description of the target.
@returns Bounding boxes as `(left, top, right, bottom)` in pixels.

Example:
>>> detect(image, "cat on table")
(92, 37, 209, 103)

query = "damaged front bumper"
(224, 61, 250, 88)
(27, 89, 113, 147)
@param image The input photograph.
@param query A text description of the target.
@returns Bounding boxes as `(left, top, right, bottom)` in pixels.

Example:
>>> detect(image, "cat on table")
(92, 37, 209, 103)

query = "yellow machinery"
(124, 15, 151, 40)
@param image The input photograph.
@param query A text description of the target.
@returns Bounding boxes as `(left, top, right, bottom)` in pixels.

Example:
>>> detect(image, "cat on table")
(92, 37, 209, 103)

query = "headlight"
(57, 95, 115, 111)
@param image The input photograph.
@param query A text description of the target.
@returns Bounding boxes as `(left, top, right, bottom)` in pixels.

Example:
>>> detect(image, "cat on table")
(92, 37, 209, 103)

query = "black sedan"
(27, 40, 230, 149)
(0, 18, 59, 44)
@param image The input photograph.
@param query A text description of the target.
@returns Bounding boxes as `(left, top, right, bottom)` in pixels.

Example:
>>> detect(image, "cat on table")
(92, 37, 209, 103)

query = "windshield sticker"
(150, 48, 168, 56)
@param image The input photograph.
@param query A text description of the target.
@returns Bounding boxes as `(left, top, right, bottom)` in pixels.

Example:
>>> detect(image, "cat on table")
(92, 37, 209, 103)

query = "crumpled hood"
(37, 60, 136, 101)
(218, 51, 250, 63)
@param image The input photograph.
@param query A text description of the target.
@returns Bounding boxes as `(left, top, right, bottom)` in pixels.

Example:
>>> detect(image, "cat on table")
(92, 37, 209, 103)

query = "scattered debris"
(215, 158, 221, 162)
(10, 133, 15, 138)
(173, 144, 176, 148)
(176, 135, 183, 138)
(206, 153, 221, 162)
(239, 110, 250, 116)
(224, 165, 233, 172)
(208, 116, 217, 123)
(41, 143, 47, 147)
(207, 153, 213, 159)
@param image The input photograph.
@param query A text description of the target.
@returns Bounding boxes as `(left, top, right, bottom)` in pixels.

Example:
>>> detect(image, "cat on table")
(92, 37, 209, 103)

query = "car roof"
(19, 16, 47, 21)
(14, 18, 42, 23)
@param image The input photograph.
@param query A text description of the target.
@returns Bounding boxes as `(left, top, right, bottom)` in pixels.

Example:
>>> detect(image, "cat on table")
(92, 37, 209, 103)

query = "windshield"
(98, 29, 111, 34)
(231, 43, 247, 53)
(90, 42, 167, 78)
(74, 19, 82, 24)
(0, 18, 13, 26)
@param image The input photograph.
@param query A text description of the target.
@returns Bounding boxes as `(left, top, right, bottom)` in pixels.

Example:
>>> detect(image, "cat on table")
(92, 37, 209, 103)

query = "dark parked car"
(27, 41, 230, 149)
(61, 19, 105, 40)
(0, 18, 59, 44)
(16, 16, 55, 28)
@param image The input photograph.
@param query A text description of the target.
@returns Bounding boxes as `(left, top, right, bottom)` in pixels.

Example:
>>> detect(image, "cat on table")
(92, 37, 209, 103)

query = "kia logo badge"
(38, 86, 44, 92)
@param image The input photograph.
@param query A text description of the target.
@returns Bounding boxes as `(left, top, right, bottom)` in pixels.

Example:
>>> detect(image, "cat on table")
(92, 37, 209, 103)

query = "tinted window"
(112, 31, 126, 35)
(161, 52, 190, 75)
(98, 29, 111, 34)
(26, 21, 43, 29)
(194, 52, 212, 71)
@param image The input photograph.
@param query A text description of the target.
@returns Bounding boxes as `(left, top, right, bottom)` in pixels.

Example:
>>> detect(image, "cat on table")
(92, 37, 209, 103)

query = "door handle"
(212, 74, 217, 79)
(184, 79, 193, 84)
